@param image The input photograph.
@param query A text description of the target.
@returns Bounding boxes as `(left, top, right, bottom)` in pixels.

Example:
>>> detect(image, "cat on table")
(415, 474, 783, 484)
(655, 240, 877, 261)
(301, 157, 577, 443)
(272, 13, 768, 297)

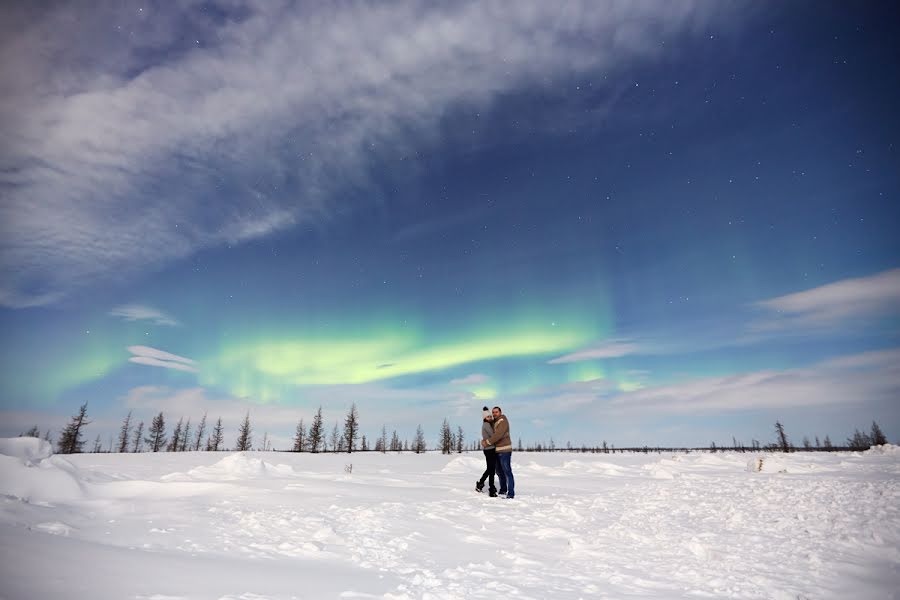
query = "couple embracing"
(476, 405, 515, 499)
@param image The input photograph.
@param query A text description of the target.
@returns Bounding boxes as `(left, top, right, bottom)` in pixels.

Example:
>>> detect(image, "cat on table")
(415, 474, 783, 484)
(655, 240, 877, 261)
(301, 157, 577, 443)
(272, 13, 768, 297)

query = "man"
(482, 405, 514, 499)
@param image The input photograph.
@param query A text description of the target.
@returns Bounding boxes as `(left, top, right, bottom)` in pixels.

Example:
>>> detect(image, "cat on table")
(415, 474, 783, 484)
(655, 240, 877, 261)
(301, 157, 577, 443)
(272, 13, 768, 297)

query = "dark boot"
(475, 480, 484, 492)
(489, 488, 498, 497)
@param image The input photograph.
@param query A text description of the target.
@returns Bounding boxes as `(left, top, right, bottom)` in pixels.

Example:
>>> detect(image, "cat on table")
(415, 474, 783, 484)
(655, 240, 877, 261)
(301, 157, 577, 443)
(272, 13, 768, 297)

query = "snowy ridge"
(1, 441, 898, 599)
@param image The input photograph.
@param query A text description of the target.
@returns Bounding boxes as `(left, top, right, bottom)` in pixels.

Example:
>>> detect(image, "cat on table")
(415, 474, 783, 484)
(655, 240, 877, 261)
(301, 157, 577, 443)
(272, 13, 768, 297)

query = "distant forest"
(20, 402, 892, 455)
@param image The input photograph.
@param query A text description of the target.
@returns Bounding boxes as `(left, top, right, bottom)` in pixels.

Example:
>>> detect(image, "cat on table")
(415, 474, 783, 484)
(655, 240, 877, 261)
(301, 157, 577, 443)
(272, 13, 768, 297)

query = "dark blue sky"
(1, 1, 897, 448)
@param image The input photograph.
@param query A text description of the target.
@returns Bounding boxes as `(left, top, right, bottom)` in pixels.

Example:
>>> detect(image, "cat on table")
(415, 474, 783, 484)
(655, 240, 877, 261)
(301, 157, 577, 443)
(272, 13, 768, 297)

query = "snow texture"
(1, 439, 898, 599)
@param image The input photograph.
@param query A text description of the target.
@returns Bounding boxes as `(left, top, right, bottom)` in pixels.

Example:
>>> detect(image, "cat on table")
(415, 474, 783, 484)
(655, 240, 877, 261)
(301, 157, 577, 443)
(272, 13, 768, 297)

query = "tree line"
(19, 404, 892, 456)
(22, 401, 473, 455)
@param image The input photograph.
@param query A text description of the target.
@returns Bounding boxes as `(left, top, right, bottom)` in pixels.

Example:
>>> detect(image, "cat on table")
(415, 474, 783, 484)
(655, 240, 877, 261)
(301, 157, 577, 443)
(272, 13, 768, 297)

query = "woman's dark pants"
(479, 448, 497, 492)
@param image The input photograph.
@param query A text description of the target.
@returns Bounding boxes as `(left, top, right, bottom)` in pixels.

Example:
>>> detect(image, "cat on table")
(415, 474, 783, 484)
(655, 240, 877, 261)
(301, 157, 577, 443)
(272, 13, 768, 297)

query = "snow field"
(1, 439, 898, 599)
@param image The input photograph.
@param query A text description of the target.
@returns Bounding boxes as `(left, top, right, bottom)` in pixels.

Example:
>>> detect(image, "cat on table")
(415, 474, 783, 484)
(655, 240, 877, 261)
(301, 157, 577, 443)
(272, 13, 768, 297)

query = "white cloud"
(0, 1, 733, 307)
(548, 339, 640, 364)
(111, 304, 179, 326)
(607, 348, 900, 415)
(751, 269, 900, 332)
(127, 345, 198, 373)
(450, 373, 490, 385)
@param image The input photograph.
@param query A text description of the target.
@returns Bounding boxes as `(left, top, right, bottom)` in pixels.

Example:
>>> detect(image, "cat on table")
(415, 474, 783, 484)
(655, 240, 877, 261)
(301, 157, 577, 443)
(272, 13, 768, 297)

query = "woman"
(476, 406, 498, 497)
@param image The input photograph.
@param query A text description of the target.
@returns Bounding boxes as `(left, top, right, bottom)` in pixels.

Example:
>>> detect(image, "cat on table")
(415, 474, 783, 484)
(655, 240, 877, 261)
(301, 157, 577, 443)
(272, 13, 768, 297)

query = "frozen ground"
(1, 438, 898, 600)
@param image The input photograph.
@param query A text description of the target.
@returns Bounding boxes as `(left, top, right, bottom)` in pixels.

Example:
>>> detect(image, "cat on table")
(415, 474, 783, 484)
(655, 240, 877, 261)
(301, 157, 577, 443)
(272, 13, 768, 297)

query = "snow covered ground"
(1, 439, 898, 600)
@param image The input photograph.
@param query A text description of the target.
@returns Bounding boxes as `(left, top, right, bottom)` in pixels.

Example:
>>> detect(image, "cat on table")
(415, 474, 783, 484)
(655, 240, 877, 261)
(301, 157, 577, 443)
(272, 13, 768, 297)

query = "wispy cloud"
(127, 346, 198, 373)
(607, 348, 900, 415)
(548, 339, 640, 364)
(751, 269, 900, 332)
(450, 373, 490, 385)
(0, 1, 733, 307)
(111, 304, 179, 326)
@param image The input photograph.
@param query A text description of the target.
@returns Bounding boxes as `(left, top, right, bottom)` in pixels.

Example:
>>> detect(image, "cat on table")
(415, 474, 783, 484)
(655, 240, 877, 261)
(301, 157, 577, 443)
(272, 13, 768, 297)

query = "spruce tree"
(117, 410, 133, 452)
(307, 407, 324, 453)
(132, 421, 145, 453)
(210, 417, 224, 451)
(236, 412, 252, 451)
(180, 418, 192, 452)
(343, 403, 359, 453)
(380, 425, 388, 454)
(440, 419, 452, 454)
(871, 421, 888, 446)
(21, 426, 40, 438)
(168, 417, 184, 452)
(456, 426, 464, 453)
(57, 402, 91, 454)
(390, 429, 400, 452)
(414, 425, 427, 454)
(193, 413, 207, 451)
(146, 412, 167, 452)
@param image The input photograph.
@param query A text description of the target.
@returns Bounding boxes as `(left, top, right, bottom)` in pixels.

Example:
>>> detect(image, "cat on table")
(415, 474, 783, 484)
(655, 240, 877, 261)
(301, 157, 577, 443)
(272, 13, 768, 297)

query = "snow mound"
(865, 444, 899, 455)
(642, 463, 677, 479)
(746, 455, 789, 473)
(0, 438, 88, 502)
(0, 437, 53, 465)
(161, 452, 296, 481)
(561, 460, 628, 476)
(439, 455, 483, 474)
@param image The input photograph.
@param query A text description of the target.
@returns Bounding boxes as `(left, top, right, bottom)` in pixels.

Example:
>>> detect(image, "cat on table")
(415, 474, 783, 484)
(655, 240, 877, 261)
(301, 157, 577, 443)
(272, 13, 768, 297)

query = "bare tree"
(823, 435, 833, 451)
(21, 426, 40, 437)
(91, 434, 103, 453)
(361, 434, 368, 451)
(57, 402, 91, 454)
(847, 428, 871, 451)
(380, 425, 388, 453)
(193, 412, 207, 451)
(330, 422, 340, 453)
(262, 431, 269, 451)
(236, 412, 252, 451)
(146, 412, 167, 452)
(343, 403, 359, 453)
(293, 418, 306, 452)
(132, 420, 144, 453)
(802, 436, 811, 450)
(774, 421, 790, 453)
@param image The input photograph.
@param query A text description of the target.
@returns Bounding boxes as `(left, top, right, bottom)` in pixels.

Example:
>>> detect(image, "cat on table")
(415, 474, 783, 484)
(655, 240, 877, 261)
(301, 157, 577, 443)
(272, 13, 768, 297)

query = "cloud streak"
(111, 304, 179, 326)
(0, 0, 732, 307)
(751, 268, 900, 332)
(548, 339, 640, 363)
(607, 349, 900, 415)
(127, 346, 198, 373)
(450, 373, 490, 385)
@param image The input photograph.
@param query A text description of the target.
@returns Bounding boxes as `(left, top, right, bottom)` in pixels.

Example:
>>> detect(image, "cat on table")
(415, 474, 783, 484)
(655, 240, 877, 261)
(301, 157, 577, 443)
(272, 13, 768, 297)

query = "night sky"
(1, 1, 898, 449)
